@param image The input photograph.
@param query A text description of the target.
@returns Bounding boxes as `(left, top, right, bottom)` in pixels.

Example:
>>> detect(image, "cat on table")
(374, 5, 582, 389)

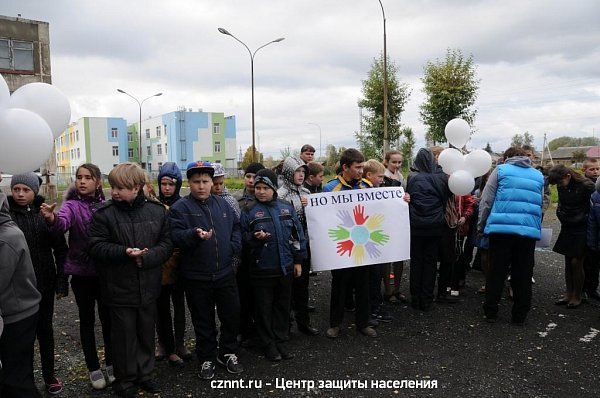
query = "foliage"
(484, 142, 492, 153)
(572, 150, 587, 164)
(511, 132, 534, 148)
(399, 127, 416, 167)
(547, 136, 600, 151)
(356, 53, 411, 159)
(240, 145, 264, 170)
(420, 49, 479, 144)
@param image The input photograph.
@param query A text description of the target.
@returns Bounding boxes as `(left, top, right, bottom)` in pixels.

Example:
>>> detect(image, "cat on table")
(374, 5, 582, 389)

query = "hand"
(403, 193, 411, 203)
(40, 203, 56, 224)
(336, 240, 354, 257)
(336, 210, 354, 228)
(126, 247, 148, 257)
(365, 241, 381, 258)
(300, 197, 308, 207)
(56, 293, 65, 300)
(365, 214, 384, 230)
(254, 230, 271, 240)
(196, 228, 213, 240)
(353, 205, 369, 225)
(328, 226, 350, 241)
(458, 217, 466, 226)
(294, 264, 302, 278)
(370, 230, 390, 245)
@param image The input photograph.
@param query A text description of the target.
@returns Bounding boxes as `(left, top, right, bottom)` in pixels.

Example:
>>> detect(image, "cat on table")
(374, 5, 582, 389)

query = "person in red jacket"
(451, 194, 476, 294)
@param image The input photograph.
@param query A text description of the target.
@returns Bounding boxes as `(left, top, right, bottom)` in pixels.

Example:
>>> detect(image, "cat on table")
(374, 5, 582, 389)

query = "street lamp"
(117, 89, 162, 167)
(377, 0, 389, 153)
(218, 27, 285, 162)
(308, 122, 322, 160)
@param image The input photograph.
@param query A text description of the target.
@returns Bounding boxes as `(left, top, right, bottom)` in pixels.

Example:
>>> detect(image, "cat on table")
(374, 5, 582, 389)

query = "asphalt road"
(44, 208, 600, 397)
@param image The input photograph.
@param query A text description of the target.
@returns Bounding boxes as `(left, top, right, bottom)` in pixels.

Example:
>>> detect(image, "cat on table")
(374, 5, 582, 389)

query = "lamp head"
(218, 28, 231, 35)
(274, 37, 285, 43)
(117, 89, 125, 93)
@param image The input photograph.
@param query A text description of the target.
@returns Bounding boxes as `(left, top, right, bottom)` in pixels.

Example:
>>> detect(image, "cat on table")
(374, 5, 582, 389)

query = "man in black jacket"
(169, 161, 243, 380)
(89, 163, 172, 398)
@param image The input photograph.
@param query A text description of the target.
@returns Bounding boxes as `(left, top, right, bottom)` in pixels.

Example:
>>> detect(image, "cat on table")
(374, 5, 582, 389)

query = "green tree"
(399, 127, 416, 168)
(240, 145, 263, 170)
(548, 136, 600, 151)
(572, 150, 587, 164)
(420, 49, 480, 144)
(356, 54, 411, 159)
(511, 132, 534, 148)
(484, 142, 493, 153)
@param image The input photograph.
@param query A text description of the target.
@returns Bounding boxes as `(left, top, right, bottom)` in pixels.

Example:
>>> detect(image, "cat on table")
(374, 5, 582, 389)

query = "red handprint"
(336, 240, 354, 257)
(353, 204, 369, 225)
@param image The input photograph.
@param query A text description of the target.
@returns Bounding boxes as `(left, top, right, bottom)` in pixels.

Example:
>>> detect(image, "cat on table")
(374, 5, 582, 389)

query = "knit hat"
(186, 160, 214, 179)
(11, 172, 42, 196)
(212, 163, 227, 178)
(244, 162, 265, 175)
(254, 169, 278, 192)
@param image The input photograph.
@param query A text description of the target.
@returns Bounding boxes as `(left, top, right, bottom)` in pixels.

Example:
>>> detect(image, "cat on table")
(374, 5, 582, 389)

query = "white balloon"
(9, 82, 71, 139)
(0, 108, 54, 174)
(445, 118, 471, 148)
(0, 74, 9, 109)
(449, 170, 475, 196)
(438, 148, 465, 175)
(465, 149, 493, 177)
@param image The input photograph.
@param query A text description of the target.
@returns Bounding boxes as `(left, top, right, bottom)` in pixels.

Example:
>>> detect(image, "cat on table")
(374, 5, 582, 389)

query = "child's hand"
(458, 217, 466, 226)
(126, 247, 148, 257)
(403, 193, 411, 203)
(40, 203, 56, 223)
(196, 228, 213, 240)
(293, 264, 302, 278)
(254, 230, 271, 240)
(300, 197, 308, 207)
(56, 293, 65, 300)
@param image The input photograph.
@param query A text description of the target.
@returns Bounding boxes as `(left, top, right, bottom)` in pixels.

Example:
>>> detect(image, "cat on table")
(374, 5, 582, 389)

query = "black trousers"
(0, 312, 41, 398)
(156, 283, 186, 355)
(330, 267, 370, 329)
(437, 227, 457, 297)
(36, 289, 56, 382)
(369, 263, 386, 313)
(183, 275, 240, 362)
(410, 235, 441, 308)
(483, 234, 535, 322)
(252, 274, 293, 349)
(292, 259, 312, 326)
(70, 275, 112, 371)
(453, 237, 474, 289)
(109, 303, 156, 393)
(583, 248, 600, 294)
(236, 262, 255, 340)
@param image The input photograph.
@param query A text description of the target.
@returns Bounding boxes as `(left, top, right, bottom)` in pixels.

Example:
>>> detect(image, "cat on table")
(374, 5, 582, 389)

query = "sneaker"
(371, 312, 393, 323)
(105, 365, 115, 384)
(359, 326, 378, 338)
(155, 342, 166, 361)
(139, 379, 161, 394)
(176, 345, 194, 361)
(265, 345, 282, 362)
(45, 376, 63, 395)
(217, 353, 244, 374)
(199, 361, 216, 380)
(276, 344, 294, 360)
(89, 369, 107, 390)
(326, 326, 340, 339)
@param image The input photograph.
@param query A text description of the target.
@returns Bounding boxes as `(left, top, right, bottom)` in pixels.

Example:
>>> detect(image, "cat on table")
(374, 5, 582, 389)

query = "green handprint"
(370, 230, 390, 245)
(328, 226, 350, 241)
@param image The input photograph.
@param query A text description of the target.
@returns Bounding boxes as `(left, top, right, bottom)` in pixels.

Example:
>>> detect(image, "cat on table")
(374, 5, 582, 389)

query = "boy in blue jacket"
(240, 169, 306, 362)
(169, 161, 243, 380)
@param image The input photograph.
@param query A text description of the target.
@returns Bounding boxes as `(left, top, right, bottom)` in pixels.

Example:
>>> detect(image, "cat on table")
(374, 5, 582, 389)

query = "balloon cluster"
(0, 74, 71, 174)
(438, 118, 492, 196)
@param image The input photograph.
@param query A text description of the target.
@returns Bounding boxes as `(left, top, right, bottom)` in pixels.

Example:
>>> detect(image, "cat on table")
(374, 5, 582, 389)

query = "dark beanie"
(11, 172, 42, 196)
(254, 168, 278, 192)
(244, 162, 265, 175)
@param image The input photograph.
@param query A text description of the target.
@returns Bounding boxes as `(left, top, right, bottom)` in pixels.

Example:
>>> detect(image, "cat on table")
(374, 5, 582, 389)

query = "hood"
(411, 148, 437, 173)
(158, 162, 183, 205)
(0, 193, 12, 225)
(64, 183, 106, 202)
(504, 156, 532, 168)
(282, 156, 308, 186)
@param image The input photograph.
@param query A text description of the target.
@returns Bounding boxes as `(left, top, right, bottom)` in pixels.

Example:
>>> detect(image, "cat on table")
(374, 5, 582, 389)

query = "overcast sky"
(2, 0, 600, 158)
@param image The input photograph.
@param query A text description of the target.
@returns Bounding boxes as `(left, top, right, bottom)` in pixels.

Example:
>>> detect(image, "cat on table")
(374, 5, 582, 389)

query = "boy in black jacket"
(169, 161, 243, 380)
(89, 163, 172, 398)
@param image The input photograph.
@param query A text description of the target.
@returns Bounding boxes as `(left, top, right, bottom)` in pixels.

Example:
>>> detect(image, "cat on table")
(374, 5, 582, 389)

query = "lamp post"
(308, 122, 322, 160)
(218, 27, 284, 162)
(117, 89, 162, 167)
(377, 0, 389, 153)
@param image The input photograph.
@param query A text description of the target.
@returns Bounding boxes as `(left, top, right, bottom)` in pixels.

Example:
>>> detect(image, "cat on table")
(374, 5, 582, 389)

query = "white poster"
(305, 187, 411, 271)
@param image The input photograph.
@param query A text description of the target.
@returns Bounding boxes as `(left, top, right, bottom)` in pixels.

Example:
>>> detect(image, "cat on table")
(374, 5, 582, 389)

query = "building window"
(148, 163, 152, 172)
(214, 141, 221, 153)
(111, 128, 118, 138)
(164, 125, 167, 135)
(77, 148, 81, 159)
(157, 144, 162, 155)
(128, 132, 133, 142)
(147, 146, 151, 156)
(0, 39, 34, 71)
(158, 162, 163, 169)
(213, 123, 220, 134)
(112, 146, 119, 156)
(128, 148, 134, 158)
(156, 126, 161, 138)
(145, 129, 150, 139)
(70, 149, 74, 159)
(165, 143, 168, 154)
(76, 130, 79, 141)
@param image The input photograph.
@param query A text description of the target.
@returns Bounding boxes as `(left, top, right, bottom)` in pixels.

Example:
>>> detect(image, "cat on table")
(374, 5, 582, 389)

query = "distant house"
(548, 146, 600, 166)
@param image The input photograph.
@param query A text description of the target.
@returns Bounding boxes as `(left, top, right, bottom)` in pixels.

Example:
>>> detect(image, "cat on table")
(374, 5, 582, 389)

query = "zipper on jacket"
(205, 203, 220, 271)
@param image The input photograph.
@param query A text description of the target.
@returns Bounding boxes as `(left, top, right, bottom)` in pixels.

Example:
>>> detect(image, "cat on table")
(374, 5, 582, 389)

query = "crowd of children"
(2, 143, 600, 397)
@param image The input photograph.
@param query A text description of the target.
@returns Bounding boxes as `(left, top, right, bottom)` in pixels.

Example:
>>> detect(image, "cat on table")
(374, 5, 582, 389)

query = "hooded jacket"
(0, 193, 41, 325)
(277, 157, 310, 229)
(478, 156, 544, 239)
(158, 162, 183, 206)
(587, 179, 600, 250)
(555, 178, 594, 229)
(89, 192, 173, 307)
(8, 195, 68, 295)
(406, 148, 450, 236)
(50, 185, 105, 276)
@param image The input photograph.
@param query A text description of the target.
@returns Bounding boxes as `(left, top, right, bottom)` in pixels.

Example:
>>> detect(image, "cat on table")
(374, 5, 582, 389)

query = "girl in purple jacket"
(40, 163, 113, 390)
